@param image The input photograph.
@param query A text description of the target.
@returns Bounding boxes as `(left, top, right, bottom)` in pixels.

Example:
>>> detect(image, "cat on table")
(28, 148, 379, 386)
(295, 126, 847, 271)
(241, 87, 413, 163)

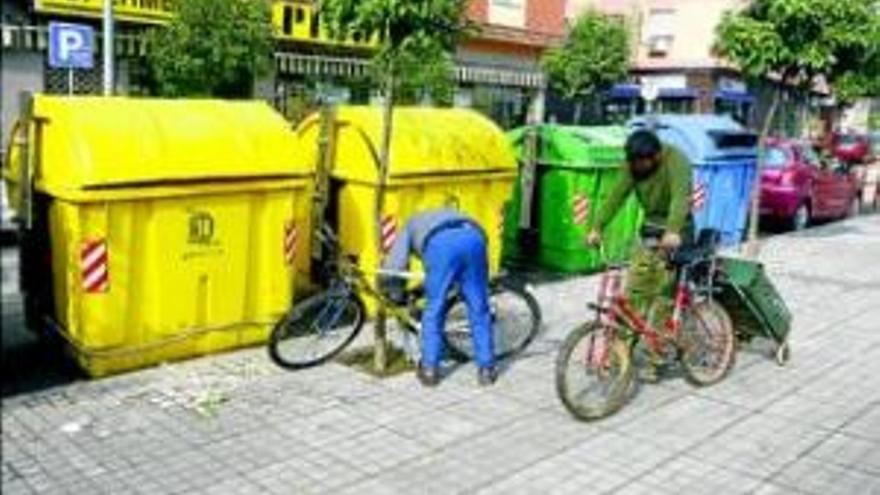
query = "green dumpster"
(504, 125, 643, 273)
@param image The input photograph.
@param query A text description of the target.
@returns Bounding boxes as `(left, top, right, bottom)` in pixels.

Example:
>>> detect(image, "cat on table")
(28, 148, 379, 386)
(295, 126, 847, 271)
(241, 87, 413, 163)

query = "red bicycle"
(556, 228, 736, 421)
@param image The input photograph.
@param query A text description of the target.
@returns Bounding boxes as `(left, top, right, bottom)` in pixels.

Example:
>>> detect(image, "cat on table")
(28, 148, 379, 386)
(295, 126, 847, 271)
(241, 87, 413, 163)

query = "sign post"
(103, 0, 114, 95)
(641, 81, 660, 114)
(48, 22, 95, 95)
(641, 81, 660, 129)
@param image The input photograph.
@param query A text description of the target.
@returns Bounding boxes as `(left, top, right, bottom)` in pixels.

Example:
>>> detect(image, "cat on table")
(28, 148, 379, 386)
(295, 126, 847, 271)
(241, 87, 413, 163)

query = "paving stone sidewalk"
(2, 215, 879, 495)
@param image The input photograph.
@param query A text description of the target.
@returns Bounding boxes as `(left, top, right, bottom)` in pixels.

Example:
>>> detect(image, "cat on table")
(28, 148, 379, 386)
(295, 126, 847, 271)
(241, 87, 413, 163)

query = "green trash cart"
(716, 256, 793, 366)
(504, 125, 643, 273)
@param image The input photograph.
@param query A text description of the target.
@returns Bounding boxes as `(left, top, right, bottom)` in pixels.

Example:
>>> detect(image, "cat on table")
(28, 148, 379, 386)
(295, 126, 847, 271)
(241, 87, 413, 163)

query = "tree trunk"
(744, 86, 782, 259)
(374, 70, 395, 373)
(573, 100, 583, 125)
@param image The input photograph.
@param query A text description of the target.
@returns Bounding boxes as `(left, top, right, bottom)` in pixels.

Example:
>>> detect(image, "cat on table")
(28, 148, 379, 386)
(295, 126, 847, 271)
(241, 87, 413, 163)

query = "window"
(837, 135, 859, 145)
(645, 8, 674, 55)
(603, 99, 644, 124)
(715, 99, 753, 127)
(658, 98, 693, 114)
(283, 6, 293, 35)
(799, 146, 821, 167)
(470, 85, 528, 130)
(295, 7, 305, 24)
(764, 148, 789, 168)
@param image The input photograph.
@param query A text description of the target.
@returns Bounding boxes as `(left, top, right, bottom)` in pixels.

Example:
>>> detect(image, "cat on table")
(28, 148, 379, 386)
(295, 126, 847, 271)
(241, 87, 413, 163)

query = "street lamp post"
(103, 0, 113, 95)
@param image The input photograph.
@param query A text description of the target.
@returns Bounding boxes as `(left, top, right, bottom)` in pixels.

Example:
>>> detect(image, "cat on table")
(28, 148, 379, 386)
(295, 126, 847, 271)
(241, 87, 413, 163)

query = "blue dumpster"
(629, 115, 758, 246)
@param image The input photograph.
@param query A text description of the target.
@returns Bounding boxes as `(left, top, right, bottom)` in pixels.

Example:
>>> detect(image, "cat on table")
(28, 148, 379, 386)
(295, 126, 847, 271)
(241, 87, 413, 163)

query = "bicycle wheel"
(268, 291, 365, 370)
(679, 299, 736, 386)
(443, 282, 541, 362)
(555, 322, 634, 421)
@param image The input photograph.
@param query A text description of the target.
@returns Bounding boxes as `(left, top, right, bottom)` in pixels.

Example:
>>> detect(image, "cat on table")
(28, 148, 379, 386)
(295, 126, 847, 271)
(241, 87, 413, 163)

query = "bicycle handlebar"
(374, 268, 424, 282)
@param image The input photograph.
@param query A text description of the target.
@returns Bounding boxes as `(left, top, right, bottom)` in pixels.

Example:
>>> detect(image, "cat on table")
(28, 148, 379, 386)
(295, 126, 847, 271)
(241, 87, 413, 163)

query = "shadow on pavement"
(2, 245, 83, 398)
(788, 218, 875, 239)
(1, 309, 84, 398)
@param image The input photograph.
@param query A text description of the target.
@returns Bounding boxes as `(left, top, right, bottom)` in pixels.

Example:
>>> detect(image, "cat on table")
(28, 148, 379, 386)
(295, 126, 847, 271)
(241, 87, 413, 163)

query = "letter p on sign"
(49, 22, 95, 69)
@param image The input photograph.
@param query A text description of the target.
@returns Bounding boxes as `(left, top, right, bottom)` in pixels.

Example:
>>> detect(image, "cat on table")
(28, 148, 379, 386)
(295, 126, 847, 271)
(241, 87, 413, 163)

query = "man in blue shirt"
(382, 209, 496, 387)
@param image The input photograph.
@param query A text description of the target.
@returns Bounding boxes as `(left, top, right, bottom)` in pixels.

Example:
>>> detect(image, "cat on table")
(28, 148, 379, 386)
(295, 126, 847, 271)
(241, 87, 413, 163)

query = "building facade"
(2, 0, 564, 149)
(458, 0, 565, 128)
(566, 0, 828, 135)
(271, 0, 564, 129)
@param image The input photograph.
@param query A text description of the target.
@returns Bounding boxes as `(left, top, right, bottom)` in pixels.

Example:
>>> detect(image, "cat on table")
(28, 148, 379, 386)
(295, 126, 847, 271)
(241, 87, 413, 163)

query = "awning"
(607, 84, 641, 99)
(714, 89, 755, 104)
(455, 65, 545, 88)
(275, 52, 371, 78)
(658, 87, 700, 99)
(276, 52, 546, 88)
(606, 84, 700, 99)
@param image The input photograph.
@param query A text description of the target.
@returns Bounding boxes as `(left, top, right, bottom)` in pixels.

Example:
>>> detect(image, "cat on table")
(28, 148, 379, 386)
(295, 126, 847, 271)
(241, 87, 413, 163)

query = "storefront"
(713, 77, 754, 126)
(2, 0, 551, 140)
(597, 72, 761, 129)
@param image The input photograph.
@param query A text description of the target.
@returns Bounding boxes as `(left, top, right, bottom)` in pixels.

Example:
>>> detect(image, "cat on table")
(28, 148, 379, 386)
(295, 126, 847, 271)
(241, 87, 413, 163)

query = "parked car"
(760, 139, 861, 230)
(832, 132, 873, 164)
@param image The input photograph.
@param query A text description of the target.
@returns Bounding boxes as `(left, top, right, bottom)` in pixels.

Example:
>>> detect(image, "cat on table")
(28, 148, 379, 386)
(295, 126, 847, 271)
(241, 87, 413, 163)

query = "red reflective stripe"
(691, 183, 708, 210)
(81, 240, 109, 293)
(380, 216, 397, 252)
(284, 222, 298, 264)
(573, 195, 590, 224)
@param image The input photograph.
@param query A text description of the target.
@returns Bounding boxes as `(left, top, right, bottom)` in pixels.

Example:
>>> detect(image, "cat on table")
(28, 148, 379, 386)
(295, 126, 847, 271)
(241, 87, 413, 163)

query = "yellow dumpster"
(296, 106, 517, 303)
(3, 95, 313, 377)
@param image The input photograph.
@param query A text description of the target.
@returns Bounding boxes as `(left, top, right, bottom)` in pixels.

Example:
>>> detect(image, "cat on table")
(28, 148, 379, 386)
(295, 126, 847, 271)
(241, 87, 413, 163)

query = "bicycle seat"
(670, 229, 720, 266)
(670, 245, 710, 266)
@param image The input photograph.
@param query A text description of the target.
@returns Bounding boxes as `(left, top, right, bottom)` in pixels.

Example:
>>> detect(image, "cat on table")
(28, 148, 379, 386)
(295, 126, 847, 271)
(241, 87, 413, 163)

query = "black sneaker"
(477, 367, 498, 387)
(416, 366, 440, 387)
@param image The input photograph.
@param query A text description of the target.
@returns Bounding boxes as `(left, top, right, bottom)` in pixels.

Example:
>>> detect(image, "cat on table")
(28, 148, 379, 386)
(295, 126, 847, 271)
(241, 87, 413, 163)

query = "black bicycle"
(268, 226, 541, 370)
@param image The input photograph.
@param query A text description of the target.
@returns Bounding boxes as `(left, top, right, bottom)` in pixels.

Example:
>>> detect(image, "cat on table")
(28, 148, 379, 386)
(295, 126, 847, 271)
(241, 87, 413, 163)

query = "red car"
(760, 139, 861, 230)
(832, 132, 872, 164)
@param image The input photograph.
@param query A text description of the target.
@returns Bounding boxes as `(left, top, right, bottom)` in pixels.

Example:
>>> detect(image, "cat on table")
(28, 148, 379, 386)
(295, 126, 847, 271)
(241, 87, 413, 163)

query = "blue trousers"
(421, 226, 494, 369)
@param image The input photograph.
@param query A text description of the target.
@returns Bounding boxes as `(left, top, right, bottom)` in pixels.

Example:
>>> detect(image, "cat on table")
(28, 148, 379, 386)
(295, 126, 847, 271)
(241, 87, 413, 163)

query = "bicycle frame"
(332, 256, 423, 331)
(606, 267, 691, 354)
(587, 255, 696, 368)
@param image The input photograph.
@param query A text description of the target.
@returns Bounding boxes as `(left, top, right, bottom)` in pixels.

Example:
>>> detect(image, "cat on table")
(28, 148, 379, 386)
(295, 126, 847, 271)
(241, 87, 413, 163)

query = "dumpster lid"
(509, 125, 628, 169)
(629, 114, 758, 162)
(297, 106, 516, 182)
(30, 96, 307, 194)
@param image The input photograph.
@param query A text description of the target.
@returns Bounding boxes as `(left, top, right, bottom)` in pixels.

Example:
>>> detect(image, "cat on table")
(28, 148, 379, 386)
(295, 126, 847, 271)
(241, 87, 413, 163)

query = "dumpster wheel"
(775, 340, 791, 367)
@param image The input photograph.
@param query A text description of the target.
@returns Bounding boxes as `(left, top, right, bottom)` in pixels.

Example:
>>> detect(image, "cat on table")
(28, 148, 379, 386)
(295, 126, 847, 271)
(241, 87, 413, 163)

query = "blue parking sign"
(49, 22, 95, 69)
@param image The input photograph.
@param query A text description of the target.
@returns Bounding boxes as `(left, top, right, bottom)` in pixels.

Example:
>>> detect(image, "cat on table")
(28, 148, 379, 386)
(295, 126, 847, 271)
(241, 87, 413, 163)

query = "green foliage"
(715, 0, 880, 98)
(146, 0, 274, 98)
(542, 10, 630, 99)
(715, 0, 880, 254)
(319, 0, 471, 103)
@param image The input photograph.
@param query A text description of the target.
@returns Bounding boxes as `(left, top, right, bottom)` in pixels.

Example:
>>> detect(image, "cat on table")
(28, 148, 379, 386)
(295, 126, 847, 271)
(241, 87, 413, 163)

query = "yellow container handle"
(2, 118, 23, 181)
(2, 118, 28, 215)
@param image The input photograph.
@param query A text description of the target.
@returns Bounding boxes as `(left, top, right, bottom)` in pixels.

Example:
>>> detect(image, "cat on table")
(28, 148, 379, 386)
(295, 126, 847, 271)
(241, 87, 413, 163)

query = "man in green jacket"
(586, 129, 693, 381)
